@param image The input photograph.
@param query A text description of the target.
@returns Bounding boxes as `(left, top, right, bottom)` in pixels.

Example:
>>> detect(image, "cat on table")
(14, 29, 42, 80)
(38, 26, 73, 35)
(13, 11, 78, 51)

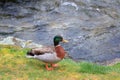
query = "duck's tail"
(26, 50, 35, 58)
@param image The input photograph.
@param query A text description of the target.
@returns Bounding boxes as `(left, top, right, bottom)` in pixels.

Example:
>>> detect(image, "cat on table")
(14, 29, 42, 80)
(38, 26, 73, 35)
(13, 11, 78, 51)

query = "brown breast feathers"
(55, 46, 66, 59)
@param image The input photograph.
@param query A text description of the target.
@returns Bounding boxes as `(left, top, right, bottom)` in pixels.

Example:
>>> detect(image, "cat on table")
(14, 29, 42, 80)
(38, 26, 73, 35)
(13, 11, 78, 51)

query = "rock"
(0, 36, 42, 48)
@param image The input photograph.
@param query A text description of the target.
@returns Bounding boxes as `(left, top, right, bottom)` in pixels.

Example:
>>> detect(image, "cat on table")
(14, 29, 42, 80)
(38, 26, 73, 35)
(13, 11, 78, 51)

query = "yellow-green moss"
(0, 45, 120, 80)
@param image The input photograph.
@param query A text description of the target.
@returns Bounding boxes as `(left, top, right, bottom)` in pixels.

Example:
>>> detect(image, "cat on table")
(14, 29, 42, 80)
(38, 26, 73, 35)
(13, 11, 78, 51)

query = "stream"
(0, 0, 120, 64)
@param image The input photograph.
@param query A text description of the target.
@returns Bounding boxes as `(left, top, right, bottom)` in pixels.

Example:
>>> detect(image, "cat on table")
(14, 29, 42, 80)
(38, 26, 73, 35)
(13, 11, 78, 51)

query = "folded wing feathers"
(31, 46, 55, 55)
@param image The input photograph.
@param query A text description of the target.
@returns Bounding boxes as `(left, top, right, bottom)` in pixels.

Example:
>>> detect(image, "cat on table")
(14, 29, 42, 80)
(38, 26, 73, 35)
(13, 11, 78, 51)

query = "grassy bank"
(0, 45, 120, 80)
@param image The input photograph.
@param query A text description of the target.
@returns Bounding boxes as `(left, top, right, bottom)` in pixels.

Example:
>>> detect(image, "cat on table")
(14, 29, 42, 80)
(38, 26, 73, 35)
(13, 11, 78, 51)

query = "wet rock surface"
(0, 0, 120, 64)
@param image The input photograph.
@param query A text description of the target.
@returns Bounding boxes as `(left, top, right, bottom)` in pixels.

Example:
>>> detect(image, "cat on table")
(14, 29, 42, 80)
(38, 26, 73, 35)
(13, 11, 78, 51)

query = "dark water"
(0, 0, 120, 64)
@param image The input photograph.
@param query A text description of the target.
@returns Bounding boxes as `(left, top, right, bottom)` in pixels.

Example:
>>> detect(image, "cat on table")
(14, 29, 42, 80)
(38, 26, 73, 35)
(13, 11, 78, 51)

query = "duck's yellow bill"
(62, 39, 69, 43)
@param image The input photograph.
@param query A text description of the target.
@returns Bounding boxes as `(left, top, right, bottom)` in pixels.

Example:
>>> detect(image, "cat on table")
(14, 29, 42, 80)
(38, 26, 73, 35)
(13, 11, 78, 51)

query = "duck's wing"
(31, 46, 55, 55)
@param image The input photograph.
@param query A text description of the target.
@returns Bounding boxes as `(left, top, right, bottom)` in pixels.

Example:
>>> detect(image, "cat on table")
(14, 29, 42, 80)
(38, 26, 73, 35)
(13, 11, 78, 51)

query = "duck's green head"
(54, 35, 68, 46)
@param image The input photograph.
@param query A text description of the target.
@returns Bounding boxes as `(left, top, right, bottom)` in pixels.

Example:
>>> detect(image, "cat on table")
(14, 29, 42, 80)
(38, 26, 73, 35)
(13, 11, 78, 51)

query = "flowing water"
(0, 0, 120, 64)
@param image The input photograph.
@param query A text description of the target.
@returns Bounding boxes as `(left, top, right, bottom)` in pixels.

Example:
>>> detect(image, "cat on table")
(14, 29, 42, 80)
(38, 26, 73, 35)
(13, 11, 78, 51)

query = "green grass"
(79, 62, 112, 74)
(0, 45, 120, 80)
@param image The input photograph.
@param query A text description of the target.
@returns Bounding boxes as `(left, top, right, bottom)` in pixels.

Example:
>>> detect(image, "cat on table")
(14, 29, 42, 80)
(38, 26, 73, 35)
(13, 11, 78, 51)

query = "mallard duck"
(26, 35, 68, 70)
